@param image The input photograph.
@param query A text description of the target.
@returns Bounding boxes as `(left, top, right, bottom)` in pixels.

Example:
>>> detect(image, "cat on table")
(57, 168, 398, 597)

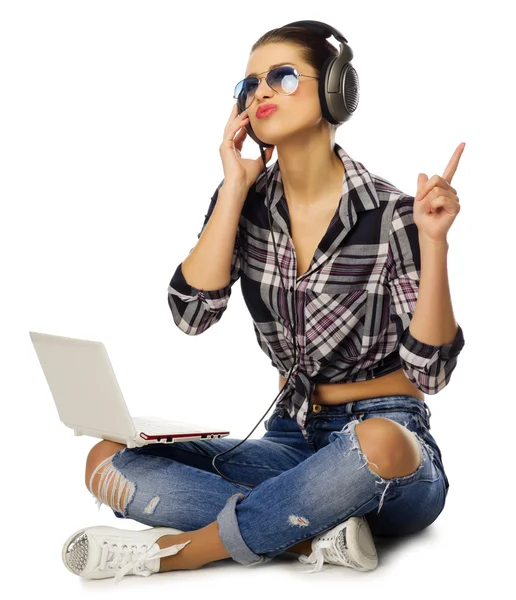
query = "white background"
(2, 0, 514, 597)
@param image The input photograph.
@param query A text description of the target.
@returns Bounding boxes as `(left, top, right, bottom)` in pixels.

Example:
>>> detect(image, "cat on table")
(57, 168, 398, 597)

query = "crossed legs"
(85, 417, 422, 571)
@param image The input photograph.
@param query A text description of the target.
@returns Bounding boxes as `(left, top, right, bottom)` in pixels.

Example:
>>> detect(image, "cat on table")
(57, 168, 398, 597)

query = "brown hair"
(250, 25, 341, 141)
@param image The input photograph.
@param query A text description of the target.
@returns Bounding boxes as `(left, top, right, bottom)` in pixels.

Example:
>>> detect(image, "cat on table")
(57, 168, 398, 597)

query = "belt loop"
(344, 401, 354, 415)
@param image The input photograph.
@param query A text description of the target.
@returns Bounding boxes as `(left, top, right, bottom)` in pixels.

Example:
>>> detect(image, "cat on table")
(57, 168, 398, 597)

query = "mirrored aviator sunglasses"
(233, 65, 317, 110)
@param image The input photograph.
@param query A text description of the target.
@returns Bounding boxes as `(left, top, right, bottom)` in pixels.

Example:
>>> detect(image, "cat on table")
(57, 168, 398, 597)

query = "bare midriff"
(278, 367, 425, 406)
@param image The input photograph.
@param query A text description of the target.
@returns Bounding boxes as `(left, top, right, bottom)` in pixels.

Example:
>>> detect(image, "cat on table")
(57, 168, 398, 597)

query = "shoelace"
(98, 539, 192, 583)
(298, 539, 336, 573)
(298, 531, 356, 574)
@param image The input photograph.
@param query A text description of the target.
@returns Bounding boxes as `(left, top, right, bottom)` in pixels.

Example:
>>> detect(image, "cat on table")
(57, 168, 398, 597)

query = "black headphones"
(236, 19, 359, 146)
(211, 20, 360, 487)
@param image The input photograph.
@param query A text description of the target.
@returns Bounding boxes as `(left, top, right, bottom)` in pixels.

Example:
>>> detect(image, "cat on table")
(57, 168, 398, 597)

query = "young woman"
(62, 24, 465, 582)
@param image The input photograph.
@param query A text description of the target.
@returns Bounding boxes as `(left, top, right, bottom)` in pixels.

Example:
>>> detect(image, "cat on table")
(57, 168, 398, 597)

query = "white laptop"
(29, 331, 230, 448)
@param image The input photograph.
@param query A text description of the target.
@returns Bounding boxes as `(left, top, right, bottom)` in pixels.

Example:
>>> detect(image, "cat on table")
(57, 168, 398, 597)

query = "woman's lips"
(256, 105, 278, 119)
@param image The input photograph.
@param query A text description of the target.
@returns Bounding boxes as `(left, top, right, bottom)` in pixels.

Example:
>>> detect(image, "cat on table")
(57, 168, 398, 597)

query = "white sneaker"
(298, 516, 378, 573)
(62, 525, 192, 583)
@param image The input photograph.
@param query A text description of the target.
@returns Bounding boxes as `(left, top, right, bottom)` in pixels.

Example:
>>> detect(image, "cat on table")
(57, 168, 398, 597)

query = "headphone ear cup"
(318, 47, 359, 126)
(341, 64, 359, 118)
(279, 20, 359, 126)
(318, 55, 338, 125)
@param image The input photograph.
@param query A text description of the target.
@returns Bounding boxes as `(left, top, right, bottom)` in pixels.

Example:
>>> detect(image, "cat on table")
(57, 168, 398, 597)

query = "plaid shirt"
(168, 143, 465, 440)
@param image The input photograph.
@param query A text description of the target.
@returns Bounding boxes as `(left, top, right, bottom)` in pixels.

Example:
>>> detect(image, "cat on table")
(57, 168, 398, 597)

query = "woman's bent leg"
(215, 416, 446, 566)
(87, 410, 313, 534)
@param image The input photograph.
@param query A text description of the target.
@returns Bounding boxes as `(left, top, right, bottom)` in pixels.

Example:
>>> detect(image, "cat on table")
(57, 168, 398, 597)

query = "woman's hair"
(250, 25, 342, 142)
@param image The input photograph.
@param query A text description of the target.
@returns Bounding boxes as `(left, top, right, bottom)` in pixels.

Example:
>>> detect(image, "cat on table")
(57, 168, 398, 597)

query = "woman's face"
(243, 43, 323, 146)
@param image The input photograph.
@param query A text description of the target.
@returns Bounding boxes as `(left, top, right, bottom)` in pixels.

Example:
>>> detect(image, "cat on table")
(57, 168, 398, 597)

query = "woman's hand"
(413, 142, 466, 243)
(219, 103, 275, 191)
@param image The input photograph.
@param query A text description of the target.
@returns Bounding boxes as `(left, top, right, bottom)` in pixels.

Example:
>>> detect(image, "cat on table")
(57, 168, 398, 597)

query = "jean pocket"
(359, 408, 423, 431)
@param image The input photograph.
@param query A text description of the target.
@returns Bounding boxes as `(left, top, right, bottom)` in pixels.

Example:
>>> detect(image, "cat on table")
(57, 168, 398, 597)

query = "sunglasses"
(233, 65, 319, 110)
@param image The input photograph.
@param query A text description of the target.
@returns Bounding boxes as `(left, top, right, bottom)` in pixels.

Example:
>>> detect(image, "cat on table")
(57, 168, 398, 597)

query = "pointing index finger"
(443, 142, 466, 183)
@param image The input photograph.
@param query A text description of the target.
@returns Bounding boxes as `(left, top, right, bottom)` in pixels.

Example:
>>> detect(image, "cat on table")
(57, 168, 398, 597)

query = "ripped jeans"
(88, 395, 449, 567)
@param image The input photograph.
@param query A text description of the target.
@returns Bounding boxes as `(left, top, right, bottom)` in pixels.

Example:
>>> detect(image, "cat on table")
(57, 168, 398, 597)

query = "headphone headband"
(282, 19, 349, 46)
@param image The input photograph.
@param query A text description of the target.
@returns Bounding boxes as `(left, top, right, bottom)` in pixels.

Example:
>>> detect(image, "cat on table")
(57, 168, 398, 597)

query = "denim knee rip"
(334, 418, 437, 515)
(88, 448, 136, 516)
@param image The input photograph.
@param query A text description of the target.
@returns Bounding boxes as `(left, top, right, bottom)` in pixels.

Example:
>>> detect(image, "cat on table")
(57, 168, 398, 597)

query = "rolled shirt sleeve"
(387, 194, 465, 394)
(167, 180, 242, 335)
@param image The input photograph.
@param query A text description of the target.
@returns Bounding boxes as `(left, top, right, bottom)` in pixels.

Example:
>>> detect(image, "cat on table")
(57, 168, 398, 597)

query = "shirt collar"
(255, 142, 380, 216)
